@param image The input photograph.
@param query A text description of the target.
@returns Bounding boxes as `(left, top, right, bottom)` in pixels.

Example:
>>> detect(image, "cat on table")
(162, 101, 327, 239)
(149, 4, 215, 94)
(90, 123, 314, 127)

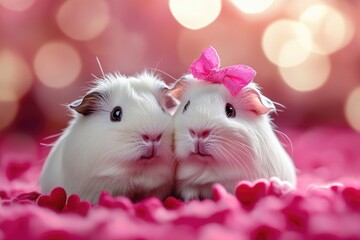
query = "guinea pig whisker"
(215, 143, 240, 168)
(217, 145, 251, 180)
(213, 135, 254, 158)
(232, 141, 254, 159)
(235, 140, 255, 154)
(272, 101, 285, 114)
(218, 146, 242, 174)
(221, 141, 252, 161)
(218, 141, 254, 176)
(149, 68, 178, 82)
(273, 129, 293, 157)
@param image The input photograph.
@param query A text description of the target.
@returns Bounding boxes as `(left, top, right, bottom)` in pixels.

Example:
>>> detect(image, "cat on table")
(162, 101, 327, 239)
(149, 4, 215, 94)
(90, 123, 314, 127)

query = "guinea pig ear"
(168, 78, 187, 101)
(160, 78, 188, 116)
(159, 86, 181, 116)
(69, 92, 104, 116)
(245, 89, 275, 115)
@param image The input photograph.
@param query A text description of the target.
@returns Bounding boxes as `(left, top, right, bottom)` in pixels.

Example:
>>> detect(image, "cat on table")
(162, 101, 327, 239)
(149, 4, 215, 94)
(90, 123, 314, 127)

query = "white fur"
(40, 72, 175, 203)
(174, 75, 296, 201)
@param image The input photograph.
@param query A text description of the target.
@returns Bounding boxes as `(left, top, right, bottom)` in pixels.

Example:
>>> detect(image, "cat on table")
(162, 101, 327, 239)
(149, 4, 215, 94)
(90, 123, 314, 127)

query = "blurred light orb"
(231, 0, 274, 14)
(262, 20, 312, 67)
(0, 101, 18, 131)
(0, 0, 35, 11)
(169, 0, 221, 30)
(176, 20, 258, 70)
(34, 81, 81, 126)
(279, 53, 330, 92)
(86, 20, 147, 74)
(34, 42, 82, 88)
(278, 40, 311, 68)
(300, 4, 354, 55)
(0, 50, 33, 101)
(345, 87, 360, 133)
(56, 0, 110, 41)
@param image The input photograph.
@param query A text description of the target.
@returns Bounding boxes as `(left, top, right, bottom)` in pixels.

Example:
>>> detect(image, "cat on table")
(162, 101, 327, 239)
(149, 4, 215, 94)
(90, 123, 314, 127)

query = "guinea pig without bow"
(172, 46, 296, 201)
(40, 72, 176, 203)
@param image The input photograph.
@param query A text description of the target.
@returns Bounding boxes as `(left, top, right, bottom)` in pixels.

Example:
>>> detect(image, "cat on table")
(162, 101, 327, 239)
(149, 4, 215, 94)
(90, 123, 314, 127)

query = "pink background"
(1, 0, 360, 137)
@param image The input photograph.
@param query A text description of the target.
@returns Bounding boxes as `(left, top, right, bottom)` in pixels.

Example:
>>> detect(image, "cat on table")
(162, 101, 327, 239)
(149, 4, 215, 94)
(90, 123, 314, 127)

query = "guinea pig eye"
(225, 103, 236, 118)
(183, 100, 190, 113)
(110, 106, 122, 122)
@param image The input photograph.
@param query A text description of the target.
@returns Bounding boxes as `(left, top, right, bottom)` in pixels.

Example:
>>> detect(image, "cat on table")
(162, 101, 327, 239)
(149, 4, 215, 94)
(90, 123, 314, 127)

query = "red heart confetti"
(236, 180, 267, 209)
(342, 187, 360, 211)
(98, 191, 133, 211)
(37, 187, 67, 212)
(63, 194, 91, 217)
(163, 196, 184, 210)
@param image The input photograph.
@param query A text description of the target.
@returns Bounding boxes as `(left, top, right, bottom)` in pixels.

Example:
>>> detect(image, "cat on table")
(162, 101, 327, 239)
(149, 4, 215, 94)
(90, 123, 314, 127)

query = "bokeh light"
(0, 0, 35, 11)
(86, 20, 146, 74)
(169, 0, 221, 30)
(345, 87, 360, 133)
(176, 16, 264, 71)
(0, 50, 33, 102)
(0, 101, 19, 131)
(262, 19, 312, 67)
(299, 4, 354, 55)
(230, 0, 274, 14)
(56, 0, 110, 41)
(279, 53, 330, 92)
(34, 80, 83, 126)
(34, 42, 82, 89)
(0, 0, 359, 136)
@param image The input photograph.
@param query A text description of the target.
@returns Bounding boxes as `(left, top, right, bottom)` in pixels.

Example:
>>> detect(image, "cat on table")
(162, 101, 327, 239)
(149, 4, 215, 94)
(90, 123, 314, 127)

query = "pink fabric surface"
(1, 127, 360, 239)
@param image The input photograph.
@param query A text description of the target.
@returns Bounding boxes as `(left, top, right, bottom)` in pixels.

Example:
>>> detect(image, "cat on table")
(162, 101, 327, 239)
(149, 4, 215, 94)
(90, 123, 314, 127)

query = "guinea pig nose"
(189, 129, 211, 138)
(155, 133, 162, 142)
(200, 129, 211, 138)
(142, 134, 150, 142)
(142, 133, 162, 142)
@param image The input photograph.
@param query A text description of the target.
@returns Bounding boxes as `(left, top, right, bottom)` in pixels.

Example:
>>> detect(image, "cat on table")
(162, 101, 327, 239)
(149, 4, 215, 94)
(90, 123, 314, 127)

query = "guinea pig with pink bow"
(40, 72, 176, 203)
(172, 47, 296, 201)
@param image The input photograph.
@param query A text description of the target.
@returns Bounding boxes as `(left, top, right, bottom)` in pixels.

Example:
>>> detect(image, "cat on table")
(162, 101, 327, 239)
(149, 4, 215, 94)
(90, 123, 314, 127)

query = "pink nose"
(142, 133, 162, 142)
(189, 129, 211, 138)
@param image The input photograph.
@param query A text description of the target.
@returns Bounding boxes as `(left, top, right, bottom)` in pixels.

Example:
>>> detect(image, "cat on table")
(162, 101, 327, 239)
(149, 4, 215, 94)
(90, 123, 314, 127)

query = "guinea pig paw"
(37, 187, 67, 212)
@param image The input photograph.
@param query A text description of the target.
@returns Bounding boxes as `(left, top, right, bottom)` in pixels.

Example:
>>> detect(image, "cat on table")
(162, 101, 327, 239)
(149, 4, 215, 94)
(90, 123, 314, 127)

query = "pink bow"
(189, 46, 256, 96)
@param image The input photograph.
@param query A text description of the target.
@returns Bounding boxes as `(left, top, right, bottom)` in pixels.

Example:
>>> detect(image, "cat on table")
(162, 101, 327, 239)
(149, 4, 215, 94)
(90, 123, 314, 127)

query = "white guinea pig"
(40, 72, 175, 203)
(173, 74, 296, 201)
